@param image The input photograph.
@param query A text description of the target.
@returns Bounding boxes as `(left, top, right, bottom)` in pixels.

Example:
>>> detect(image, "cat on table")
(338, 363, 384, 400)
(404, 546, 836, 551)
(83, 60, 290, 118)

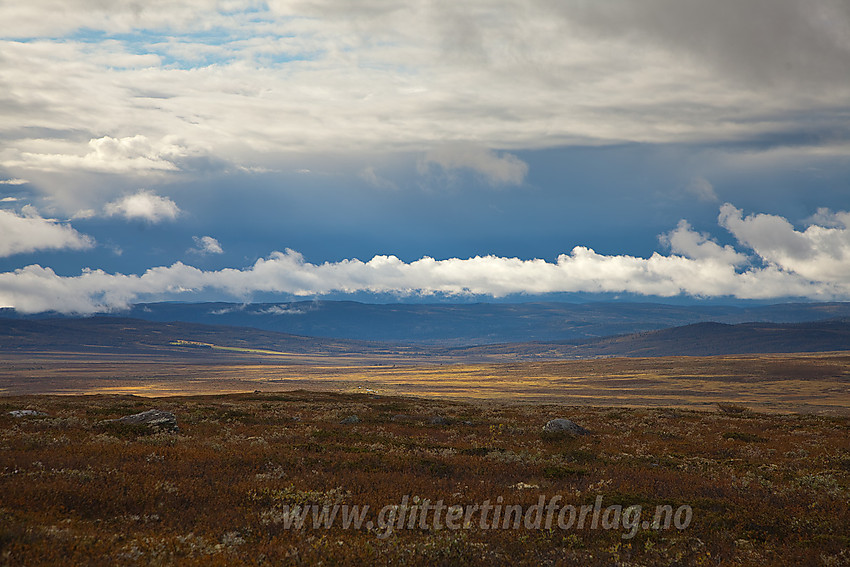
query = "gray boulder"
(114, 409, 178, 432)
(8, 410, 47, 418)
(339, 415, 360, 425)
(543, 418, 588, 435)
(429, 416, 450, 426)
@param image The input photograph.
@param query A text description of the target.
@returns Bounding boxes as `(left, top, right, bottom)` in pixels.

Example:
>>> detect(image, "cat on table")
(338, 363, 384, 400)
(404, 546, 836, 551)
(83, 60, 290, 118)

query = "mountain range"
(4, 300, 850, 346)
(1, 301, 849, 361)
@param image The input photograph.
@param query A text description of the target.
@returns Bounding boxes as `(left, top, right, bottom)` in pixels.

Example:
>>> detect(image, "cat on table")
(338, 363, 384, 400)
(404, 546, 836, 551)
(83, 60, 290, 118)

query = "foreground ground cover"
(1, 391, 848, 566)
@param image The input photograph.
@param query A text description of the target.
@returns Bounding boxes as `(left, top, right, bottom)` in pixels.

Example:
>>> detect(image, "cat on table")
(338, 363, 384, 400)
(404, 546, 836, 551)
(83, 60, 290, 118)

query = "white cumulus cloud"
(189, 236, 224, 255)
(2, 204, 850, 313)
(0, 206, 94, 257)
(659, 219, 746, 265)
(103, 190, 180, 223)
(720, 203, 850, 282)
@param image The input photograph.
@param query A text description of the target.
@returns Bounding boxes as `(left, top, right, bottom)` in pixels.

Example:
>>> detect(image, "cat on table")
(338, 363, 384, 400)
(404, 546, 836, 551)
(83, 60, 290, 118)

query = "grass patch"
(722, 431, 768, 442)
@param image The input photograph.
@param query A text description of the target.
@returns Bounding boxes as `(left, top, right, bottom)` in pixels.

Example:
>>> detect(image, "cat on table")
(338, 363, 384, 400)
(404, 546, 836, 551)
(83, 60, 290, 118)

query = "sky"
(1, 0, 850, 313)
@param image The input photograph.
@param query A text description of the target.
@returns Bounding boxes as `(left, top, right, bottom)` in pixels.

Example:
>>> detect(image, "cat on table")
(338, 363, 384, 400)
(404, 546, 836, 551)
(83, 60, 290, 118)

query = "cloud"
(0, 206, 94, 257)
(189, 235, 224, 255)
(359, 166, 397, 190)
(659, 219, 747, 265)
(103, 190, 180, 223)
(258, 305, 308, 316)
(685, 177, 719, 202)
(71, 209, 98, 220)
(210, 304, 246, 315)
(4, 203, 850, 313)
(719, 203, 850, 282)
(4, 0, 845, 196)
(557, 0, 850, 90)
(0, 178, 28, 185)
(14, 135, 190, 175)
(420, 144, 529, 186)
(806, 207, 850, 229)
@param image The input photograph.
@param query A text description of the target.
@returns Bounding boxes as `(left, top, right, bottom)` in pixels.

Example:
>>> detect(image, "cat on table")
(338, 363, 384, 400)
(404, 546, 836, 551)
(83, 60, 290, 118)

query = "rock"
(429, 416, 450, 426)
(542, 418, 588, 435)
(114, 409, 178, 432)
(511, 481, 540, 490)
(339, 415, 360, 425)
(8, 410, 47, 418)
(390, 414, 414, 422)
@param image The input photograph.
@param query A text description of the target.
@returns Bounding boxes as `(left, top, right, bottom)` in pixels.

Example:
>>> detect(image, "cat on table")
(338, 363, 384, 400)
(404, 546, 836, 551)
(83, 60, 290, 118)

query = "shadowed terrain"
(3, 315, 850, 360)
(1, 391, 848, 566)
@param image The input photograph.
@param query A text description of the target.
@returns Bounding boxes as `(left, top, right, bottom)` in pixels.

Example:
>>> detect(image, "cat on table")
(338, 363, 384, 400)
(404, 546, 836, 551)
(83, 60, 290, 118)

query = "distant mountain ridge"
(0, 317, 422, 360)
(4, 300, 850, 346)
(1, 313, 849, 361)
(524, 318, 850, 358)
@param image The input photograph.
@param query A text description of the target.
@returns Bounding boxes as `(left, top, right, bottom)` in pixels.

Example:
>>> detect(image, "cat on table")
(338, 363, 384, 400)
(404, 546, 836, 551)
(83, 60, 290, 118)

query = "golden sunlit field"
(2, 351, 849, 415)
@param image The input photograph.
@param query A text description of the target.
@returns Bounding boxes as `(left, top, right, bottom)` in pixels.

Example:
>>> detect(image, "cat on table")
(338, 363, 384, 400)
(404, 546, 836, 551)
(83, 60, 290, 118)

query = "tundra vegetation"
(1, 391, 848, 566)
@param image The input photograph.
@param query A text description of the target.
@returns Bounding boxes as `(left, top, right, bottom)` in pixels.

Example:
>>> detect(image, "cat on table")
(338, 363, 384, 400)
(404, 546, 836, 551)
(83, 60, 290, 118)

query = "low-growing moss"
(722, 431, 767, 443)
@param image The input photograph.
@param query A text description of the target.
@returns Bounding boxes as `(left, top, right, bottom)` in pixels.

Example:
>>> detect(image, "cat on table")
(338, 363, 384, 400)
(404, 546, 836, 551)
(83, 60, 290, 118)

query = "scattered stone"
(717, 403, 751, 415)
(542, 418, 589, 435)
(391, 414, 414, 422)
(113, 409, 178, 432)
(429, 416, 450, 426)
(659, 410, 683, 420)
(221, 531, 246, 547)
(339, 415, 360, 425)
(8, 410, 47, 418)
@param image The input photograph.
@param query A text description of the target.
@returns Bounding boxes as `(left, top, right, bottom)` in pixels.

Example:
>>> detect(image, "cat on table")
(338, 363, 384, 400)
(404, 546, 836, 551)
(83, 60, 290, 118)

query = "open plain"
(2, 348, 849, 565)
(2, 350, 849, 415)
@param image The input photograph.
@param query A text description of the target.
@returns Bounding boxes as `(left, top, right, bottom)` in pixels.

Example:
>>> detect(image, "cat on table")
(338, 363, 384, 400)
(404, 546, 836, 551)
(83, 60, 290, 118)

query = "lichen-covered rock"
(429, 416, 450, 426)
(8, 410, 47, 418)
(114, 409, 178, 432)
(542, 418, 588, 435)
(339, 415, 360, 425)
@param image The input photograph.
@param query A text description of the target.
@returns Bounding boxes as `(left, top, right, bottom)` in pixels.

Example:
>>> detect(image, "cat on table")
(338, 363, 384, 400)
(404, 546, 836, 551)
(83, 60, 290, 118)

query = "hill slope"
(6, 300, 850, 346)
(572, 318, 850, 357)
(0, 317, 424, 360)
(2, 315, 849, 361)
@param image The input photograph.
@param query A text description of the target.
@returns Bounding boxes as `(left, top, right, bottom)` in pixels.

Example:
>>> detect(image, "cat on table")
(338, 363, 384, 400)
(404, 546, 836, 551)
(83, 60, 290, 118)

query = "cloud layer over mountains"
(3, 203, 850, 313)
